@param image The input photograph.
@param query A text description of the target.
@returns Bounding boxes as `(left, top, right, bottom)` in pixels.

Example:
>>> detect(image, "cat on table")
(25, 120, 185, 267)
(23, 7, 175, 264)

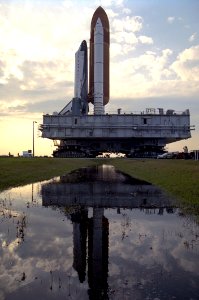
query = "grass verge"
(107, 158, 199, 215)
(0, 157, 97, 191)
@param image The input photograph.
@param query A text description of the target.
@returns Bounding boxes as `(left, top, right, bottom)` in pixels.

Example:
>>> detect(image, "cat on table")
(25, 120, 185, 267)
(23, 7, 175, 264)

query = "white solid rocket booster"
(94, 18, 104, 115)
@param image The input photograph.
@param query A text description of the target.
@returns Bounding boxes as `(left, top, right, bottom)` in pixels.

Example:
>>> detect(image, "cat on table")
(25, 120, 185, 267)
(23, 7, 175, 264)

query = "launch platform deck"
(40, 108, 192, 157)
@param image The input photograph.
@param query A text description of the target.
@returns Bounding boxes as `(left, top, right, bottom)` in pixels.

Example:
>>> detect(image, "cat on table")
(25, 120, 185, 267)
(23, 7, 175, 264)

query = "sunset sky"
(0, 0, 198, 156)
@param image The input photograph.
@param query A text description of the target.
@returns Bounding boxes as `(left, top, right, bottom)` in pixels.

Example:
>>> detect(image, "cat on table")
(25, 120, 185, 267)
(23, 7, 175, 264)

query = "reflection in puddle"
(0, 165, 198, 300)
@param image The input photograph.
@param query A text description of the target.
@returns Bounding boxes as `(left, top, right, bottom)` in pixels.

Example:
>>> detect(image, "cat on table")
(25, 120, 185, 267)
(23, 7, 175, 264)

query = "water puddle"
(0, 165, 198, 299)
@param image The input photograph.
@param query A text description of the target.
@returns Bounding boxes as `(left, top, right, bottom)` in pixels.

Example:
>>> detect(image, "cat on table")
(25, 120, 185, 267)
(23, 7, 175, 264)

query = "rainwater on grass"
(0, 165, 198, 300)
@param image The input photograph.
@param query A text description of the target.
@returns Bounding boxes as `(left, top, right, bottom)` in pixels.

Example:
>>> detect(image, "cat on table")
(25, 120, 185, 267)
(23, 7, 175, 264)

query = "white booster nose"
(94, 18, 104, 115)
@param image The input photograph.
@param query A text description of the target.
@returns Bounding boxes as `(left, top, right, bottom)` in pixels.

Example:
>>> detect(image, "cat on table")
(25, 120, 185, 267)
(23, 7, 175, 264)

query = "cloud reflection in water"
(0, 165, 198, 300)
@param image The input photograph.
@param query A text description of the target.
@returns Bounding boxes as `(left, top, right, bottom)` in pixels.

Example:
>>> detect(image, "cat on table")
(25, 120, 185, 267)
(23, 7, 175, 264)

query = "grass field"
(0, 157, 198, 215)
(108, 158, 199, 215)
(0, 157, 97, 191)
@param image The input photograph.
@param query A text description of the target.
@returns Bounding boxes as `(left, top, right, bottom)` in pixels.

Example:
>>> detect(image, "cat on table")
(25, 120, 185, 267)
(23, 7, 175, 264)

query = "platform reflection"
(41, 165, 176, 299)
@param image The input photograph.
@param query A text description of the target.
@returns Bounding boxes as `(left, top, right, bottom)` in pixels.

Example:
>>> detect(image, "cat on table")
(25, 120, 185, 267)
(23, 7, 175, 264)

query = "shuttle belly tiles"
(75, 40, 88, 102)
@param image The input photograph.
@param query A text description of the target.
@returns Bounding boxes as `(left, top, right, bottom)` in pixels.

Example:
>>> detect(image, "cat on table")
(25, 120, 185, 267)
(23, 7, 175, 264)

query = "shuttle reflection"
(41, 165, 175, 299)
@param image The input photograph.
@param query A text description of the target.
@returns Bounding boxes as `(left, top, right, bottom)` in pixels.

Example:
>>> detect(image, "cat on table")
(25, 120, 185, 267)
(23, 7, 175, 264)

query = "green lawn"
(108, 158, 199, 214)
(0, 157, 198, 215)
(0, 157, 97, 191)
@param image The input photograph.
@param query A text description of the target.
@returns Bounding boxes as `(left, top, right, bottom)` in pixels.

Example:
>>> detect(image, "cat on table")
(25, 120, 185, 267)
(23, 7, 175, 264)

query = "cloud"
(110, 42, 199, 102)
(189, 32, 197, 42)
(111, 42, 136, 58)
(123, 8, 131, 15)
(99, 0, 124, 7)
(124, 16, 143, 32)
(112, 15, 143, 33)
(110, 13, 143, 57)
(139, 35, 153, 45)
(0, 200, 74, 297)
(0, 2, 91, 62)
(167, 16, 175, 24)
(0, 69, 73, 116)
(105, 8, 119, 18)
(112, 31, 138, 44)
(110, 48, 174, 98)
(171, 45, 199, 81)
(111, 42, 122, 57)
(62, 0, 73, 9)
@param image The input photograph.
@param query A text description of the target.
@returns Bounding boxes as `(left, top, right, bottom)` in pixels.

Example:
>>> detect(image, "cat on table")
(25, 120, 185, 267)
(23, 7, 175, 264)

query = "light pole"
(33, 121, 37, 157)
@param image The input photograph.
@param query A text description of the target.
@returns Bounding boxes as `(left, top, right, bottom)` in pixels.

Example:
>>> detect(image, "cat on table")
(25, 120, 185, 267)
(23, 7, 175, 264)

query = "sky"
(0, 0, 198, 156)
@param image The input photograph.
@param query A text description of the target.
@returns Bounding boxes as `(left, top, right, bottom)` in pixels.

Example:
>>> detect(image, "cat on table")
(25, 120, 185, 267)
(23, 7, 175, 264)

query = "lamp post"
(33, 121, 37, 157)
